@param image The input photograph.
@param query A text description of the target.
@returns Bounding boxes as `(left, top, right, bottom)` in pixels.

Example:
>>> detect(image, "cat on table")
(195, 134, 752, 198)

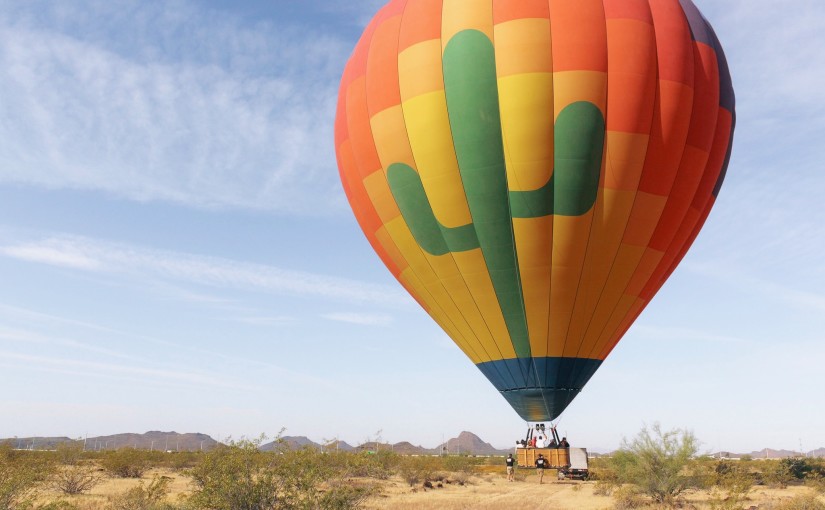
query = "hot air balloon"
(335, 0, 735, 422)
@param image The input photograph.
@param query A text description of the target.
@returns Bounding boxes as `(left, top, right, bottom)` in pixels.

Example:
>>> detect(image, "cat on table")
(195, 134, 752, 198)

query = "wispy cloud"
(0, 235, 410, 306)
(321, 312, 392, 326)
(631, 324, 749, 345)
(685, 260, 825, 314)
(0, 1, 350, 214)
(0, 350, 254, 390)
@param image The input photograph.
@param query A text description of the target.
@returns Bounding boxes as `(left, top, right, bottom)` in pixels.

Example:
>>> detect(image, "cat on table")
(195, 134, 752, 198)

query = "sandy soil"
(40, 467, 824, 510)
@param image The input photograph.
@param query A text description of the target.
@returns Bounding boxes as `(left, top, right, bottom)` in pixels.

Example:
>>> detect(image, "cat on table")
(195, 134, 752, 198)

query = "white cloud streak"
(0, 235, 410, 307)
(0, 1, 350, 214)
(322, 313, 392, 326)
(0, 350, 254, 391)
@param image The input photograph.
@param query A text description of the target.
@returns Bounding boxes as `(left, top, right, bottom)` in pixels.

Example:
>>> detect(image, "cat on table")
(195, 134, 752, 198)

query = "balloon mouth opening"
(500, 387, 583, 422)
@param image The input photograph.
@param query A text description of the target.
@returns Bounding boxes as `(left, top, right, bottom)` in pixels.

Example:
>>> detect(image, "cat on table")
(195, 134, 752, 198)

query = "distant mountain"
(807, 448, 825, 458)
(438, 431, 511, 456)
(1, 432, 219, 452)
(85, 431, 219, 452)
(390, 441, 434, 455)
(260, 436, 322, 451)
(747, 448, 803, 459)
(2, 437, 74, 450)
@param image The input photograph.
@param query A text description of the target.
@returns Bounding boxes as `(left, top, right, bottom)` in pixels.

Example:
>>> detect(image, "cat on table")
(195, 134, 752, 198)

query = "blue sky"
(1, 0, 823, 454)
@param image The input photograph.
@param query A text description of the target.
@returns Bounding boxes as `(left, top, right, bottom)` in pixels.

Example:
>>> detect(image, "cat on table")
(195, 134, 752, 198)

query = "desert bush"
(611, 485, 647, 509)
(609, 423, 702, 506)
(806, 472, 825, 494)
(398, 456, 439, 487)
(50, 464, 102, 495)
(0, 442, 55, 510)
(186, 437, 373, 510)
(107, 475, 178, 510)
(765, 460, 796, 489)
(707, 460, 755, 510)
(440, 455, 480, 476)
(101, 448, 150, 479)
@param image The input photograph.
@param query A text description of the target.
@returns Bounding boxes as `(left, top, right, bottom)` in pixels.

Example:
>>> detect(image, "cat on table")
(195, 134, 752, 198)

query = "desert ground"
(37, 466, 824, 510)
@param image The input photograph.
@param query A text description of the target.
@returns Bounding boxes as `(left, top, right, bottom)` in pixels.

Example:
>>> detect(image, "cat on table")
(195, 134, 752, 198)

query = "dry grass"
(35, 466, 825, 510)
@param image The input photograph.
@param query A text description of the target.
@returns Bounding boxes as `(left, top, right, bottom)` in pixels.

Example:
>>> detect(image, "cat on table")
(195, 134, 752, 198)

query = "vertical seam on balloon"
(593, 0, 707, 360)
(552, 0, 607, 415)
(572, 4, 659, 369)
(359, 4, 487, 366)
(439, 1, 529, 389)
(543, 0, 556, 404)
(393, 0, 516, 386)
(657, 25, 734, 280)
(489, 0, 548, 422)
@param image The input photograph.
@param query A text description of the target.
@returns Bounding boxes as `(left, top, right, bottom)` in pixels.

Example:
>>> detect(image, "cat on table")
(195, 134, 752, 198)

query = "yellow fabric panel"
(422, 250, 504, 362)
(546, 213, 593, 357)
(362, 171, 401, 224)
(401, 92, 473, 228)
(578, 241, 646, 353)
(553, 71, 607, 119)
(385, 217, 492, 363)
(566, 188, 636, 357)
(371, 105, 417, 170)
(452, 250, 517, 360)
(493, 18, 553, 77)
(604, 131, 650, 191)
(398, 40, 444, 100)
(594, 295, 644, 361)
(398, 269, 483, 364)
(497, 73, 554, 191)
(442, 0, 494, 43)
(513, 216, 553, 358)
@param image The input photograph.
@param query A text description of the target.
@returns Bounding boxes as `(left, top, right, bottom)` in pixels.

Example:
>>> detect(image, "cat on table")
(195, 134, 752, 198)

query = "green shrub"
(609, 423, 703, 505)
(107, 475, 178, 510)
(186, 437, 374, 510)
(50, 464, 102, 495)
(101, 448, 150, 479)
(0, 442, 55, 510)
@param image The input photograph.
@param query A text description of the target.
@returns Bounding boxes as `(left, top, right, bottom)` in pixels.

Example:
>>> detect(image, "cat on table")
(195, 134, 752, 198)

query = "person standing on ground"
(535, 453, 547, 484)
(506, 454, 515, 482)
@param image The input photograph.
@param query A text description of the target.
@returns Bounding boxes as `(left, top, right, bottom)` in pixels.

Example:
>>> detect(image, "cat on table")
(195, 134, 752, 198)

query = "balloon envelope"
(335, 0, 735, 422)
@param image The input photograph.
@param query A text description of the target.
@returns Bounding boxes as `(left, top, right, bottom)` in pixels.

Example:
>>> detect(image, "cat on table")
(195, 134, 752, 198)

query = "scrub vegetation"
(1, 430, 824, 510)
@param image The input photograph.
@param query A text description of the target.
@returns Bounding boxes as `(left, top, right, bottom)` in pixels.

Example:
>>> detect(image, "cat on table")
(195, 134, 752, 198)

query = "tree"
(0, 442, 55, 510)
(610, 423, 702, 505)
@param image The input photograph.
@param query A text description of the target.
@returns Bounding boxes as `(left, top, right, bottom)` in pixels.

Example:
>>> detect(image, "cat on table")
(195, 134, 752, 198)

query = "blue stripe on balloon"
(476, 357, 602, 421)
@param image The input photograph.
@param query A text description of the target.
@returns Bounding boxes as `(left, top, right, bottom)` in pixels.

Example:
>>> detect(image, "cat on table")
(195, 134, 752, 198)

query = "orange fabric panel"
(647, 145, 709, 252)
(334, 85, 349, 151)
(603, 0, 652, 22)
(637, 80, 694, 196)
(548, 0, 607, 72)
(366, 16, 404, 114)
(345, 77, 382, 179)
(624, 247, 663, 298)
(690, 109, 733, 211)
(493, 0, 550, 24)
(337, 139, 404, 278)
(622, 192, 667, 247)
(685, 44, 720, 152)
(605, 18, 657, 134)
(398, 0, 442, 51)
(648, 0, 694, 85)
